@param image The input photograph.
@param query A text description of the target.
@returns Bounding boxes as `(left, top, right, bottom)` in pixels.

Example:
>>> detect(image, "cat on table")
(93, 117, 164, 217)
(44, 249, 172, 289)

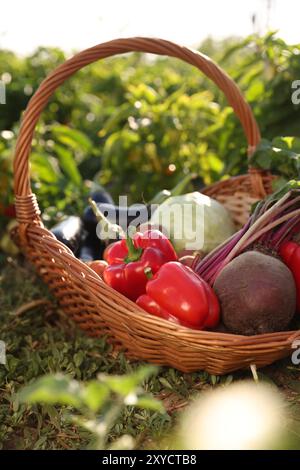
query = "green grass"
(0, 255, 300, 449)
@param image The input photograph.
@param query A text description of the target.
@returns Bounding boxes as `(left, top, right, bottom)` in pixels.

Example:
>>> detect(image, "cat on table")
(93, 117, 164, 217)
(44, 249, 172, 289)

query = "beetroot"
(213, 251, 296, 335)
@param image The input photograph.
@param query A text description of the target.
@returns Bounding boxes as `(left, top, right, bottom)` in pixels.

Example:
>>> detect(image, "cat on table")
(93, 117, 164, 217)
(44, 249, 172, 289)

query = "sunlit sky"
(1, 0, 300, 55)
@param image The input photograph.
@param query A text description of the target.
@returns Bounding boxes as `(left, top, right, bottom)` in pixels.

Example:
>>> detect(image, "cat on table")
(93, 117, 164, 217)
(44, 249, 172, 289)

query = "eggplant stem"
(88, 198, 125, 240)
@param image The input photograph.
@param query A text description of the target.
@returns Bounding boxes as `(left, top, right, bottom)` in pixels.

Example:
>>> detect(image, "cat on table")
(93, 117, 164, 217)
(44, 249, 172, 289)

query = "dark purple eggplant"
(82, 202, 150, 233)
(78, 232, 104, 261)
(89, 188, 114, 205)
(51, 216, 83, 253)
(83, 174, 195, 234)
(79, 200, 124, 261)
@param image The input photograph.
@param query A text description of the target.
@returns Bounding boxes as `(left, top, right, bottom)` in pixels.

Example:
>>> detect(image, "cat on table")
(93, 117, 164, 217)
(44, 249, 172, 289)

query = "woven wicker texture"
(13, 38, 300, 374)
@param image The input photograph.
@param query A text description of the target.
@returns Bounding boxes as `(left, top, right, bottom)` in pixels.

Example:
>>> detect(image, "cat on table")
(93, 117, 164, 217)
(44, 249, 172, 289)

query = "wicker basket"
(13, 38, 300, 374)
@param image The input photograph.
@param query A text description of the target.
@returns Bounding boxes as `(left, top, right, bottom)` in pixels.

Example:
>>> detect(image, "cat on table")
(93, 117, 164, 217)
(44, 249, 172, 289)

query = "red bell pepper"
(103, 229, 177, 301)
(136, 261, 220, 329)
(279, 241, 300, 312)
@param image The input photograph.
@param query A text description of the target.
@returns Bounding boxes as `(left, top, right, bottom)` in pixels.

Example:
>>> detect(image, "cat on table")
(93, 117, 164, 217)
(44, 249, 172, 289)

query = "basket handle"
(14, 37, 261, 201)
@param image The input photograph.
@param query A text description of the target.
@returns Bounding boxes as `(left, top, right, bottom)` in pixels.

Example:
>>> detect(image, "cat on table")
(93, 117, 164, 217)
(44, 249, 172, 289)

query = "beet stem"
(217, 195, 292, 269)
(243, 209, 300, 249)
(194, 189, 300, 285)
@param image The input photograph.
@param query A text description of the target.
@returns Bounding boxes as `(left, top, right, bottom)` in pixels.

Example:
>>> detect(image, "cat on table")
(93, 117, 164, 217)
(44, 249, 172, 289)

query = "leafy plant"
(251, 136, 300, 182)
(18, 367, 164, 449)
(1, 33, 300, 235)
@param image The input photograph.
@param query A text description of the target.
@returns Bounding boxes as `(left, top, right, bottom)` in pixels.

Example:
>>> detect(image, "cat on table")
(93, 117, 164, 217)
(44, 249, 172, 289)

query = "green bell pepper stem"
(124, 235, 143, 263)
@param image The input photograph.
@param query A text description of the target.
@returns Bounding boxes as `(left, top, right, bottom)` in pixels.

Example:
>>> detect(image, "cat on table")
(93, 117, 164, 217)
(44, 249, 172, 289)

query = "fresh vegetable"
(86, 260, 108, 278)
(82, 184, 115, 232)
(77, 197, 126, 263)
(103, 230, 177, 301)
(78, 197, 127, 264)
(103, 240, 128, 265)
(279, 241, 300, 312)
(136, 261, 220, 329)
(150, 191, 235, 254)
(83, 202, 150, 233)
(213, 251, 296, 335)
(194, 181, 300, 285)
(136, 295, 183, 325)
(78, 232, 104, 262)
(88, 198, 125, 239)
(83, 174, 194, 234)
(51, 216, 83, 253)
(89, 184, 114, 205)
(192, 181, 300, 335)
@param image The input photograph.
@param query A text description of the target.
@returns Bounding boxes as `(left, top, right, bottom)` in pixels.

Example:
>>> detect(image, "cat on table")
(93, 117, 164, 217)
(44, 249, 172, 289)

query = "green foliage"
(218, 33, 300, 174)
(1, 260, 300, 450)
(19, 367, 164, 449)
(251, 136, 300, 181)
(1, 33, 300, 231)
(0, 260, 208, 449)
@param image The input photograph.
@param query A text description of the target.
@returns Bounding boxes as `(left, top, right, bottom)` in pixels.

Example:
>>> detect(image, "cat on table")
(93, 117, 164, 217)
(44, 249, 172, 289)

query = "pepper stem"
(144, 267, 153, 280)
(124, 235, 143, 263)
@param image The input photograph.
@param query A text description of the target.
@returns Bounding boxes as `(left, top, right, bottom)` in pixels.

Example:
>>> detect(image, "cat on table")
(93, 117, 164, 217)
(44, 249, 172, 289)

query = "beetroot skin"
(213, 251, 296, 335)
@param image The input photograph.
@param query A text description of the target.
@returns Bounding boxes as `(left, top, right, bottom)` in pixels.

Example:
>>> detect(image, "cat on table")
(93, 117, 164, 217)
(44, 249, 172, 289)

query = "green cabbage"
(150, 191, 235, 254)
